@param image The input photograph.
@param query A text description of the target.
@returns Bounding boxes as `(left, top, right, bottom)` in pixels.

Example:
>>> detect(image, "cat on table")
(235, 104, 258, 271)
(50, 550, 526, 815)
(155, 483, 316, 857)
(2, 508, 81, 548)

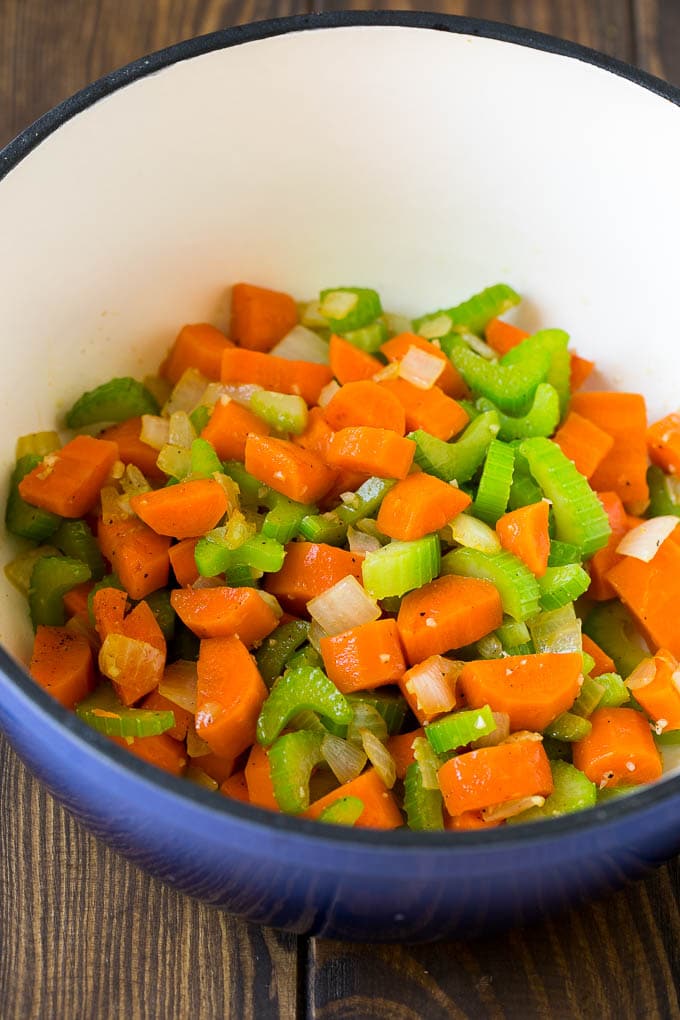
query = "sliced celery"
(581, 651, 597, 677)
(597, 785, 638, 803)
(448, 344, 550, 415)
(426, 705, 496, 754)
(287, 644, 323, 672)
(583, 601, 648, 679)
(255, 620, 310, 688)
(250, 390, 308, 435)
(16, 431, 60, 459)
(262, 494, 311, 544)
(520, 437, 611, 559)
(299, 477, 395, 546)
(571, 677, 605, 718)
(189, 405, 211, 434)
(195, 533, 285, 578)
(542, 737, 572, 762)
(189, 437, 222, 478)
(413, 283, 520, 339)
(341, 320, 388, 353)
(222, 461, 264, 505)
(441, 547, 540, 622)
(502, 330, 571, 416)
(472, 439, 515, 525)
(53, 519, 105, 581)
(256, 666, 352, 746)
(29, 556, 92, 628)
(76, 686, 175, 738)
(346, 691, 408, 736)
(268, 730, 324, 813)
(144, 589, 176, 641)
(596, 672, 630, 709)
(319, 287, 382, 333)
(646, 464, 680, 519)
(5, 455, 62, 541)
(507, 469, 544, 511)
(537, 564, 590, 611)
(66, 377, 159, 427)
(319, 796, 365, 826)
(548, 540, 581, 567)
(403, 763, 444, 831)
(496, 619, 532, 655)
(544, 712, 592, 742)
(361, 534, 440, 599)
(169, 621, 200, 662)
(528, 604, 582, 655)
(476, 383, 560, 441)
(409, 411, 500, 483)
(412, 735, 445, 789)
(508, 760, 596, 822)
(4, 544, 59, 596)
(298, 512, 347, 546)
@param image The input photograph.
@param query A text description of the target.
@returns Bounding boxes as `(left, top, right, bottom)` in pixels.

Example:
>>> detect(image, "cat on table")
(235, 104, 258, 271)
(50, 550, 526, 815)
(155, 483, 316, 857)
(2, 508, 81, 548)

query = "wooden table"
(2, 2, 680, 1017)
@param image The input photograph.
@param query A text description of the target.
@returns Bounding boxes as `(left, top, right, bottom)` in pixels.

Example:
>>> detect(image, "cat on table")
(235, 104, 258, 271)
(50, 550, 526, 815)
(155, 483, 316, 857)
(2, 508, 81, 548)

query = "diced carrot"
(221, 348, 333, 406)
(99, 417, 165, 481)
(553, 412, 615, 480)
(305, 768, 403, 829)
(220, 770, 250, 803)
(130, 479, 228, 539)
(244, 434, 336, 504)
(325, 427, 415, 480)
(323, 380, 406, 435)
(581, 633, 616, 678)
(62, 580, 94, 619)
(92, 586, 128, 641)
(168, 537, 199, 587)
(445, 810, 503, 831)
(161, 323, 233, 384)
(572, 707, 662, 787)
(397, 574, 503, 665)
(647, 412, 680, 476)
(319, 619, 407, 694)
(122, 599, 166, 653)
(170, 587, 279, 646)
(141, 689, 192, 741)
(97, 515, 171, 600)
(376, 472, 471, 542)
(438, 739, 553, 816)
(109, 733, 187, 777)
(107, 599, 166, 706)
(570, 392, 649, 509)
(399, 655, 463, 725)
(195, 635, 268, 760)
(459, 652, 583, 731)
(385, 727, 424, 780)
(630, 648, 680, 730)
(379, 377, 469, 441)
(230, 283, 298, 353)
(484, 318, 529, 356)
(496, 501, 550, 578)
(569, 352, 595, 391)
(380, 332, 468, 398)
(29, 625, 96, 709)
(18, 435, 119, 518)
(606, 535, 680, 658)
(200, 397, 270, 461)
(292, 406, 336, 456)
(199, 751, 238, 786)
(264, 542, 363, 616)
(244, 743, 279, 811)
(329, 334, 382, 384)
(587, 491, 628, 601)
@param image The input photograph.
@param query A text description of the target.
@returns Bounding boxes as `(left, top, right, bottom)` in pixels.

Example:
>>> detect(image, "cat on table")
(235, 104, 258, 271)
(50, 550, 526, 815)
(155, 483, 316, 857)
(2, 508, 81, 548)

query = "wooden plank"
(633, 0, 680, 83)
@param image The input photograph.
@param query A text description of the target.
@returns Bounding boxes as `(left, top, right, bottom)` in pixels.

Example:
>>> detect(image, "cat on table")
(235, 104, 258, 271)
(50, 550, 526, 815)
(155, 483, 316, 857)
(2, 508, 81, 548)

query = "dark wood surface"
(1, 2, 679, 1018)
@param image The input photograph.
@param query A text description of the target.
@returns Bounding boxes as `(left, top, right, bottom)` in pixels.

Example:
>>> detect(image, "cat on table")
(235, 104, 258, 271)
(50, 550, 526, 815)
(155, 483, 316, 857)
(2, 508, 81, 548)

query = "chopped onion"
(476, 633, 504, 659)
(108, 460, 125, 482)
(625, 657, 657, 690)
(159, 659, 198, 713)
(482, 795, 545, 822)
(472, 711, 510, 749)
(417, 313, 452, 340)
(503, 730, 543, 744)
(98, 633, 164, 691)
(617, 516, 680, 562)
(321, 733, 366, 784)
(307, 575, 380, 636)
(347, 703, 388, 745)
(412, 735, 441, 789)
(200, 382, 229, 408)
(318, 380, 340, 407)
(257, 590, 283, 620)
(347, 526, 382, 554)
(271, 325, 330, 365)
(212, 472, 240, 510)
(120, 464, 151, 496)
(220, 383, 263, 407)
(300, 299, 328, 330)
(372, 362, 400, 382)
(140, 414, 170, 451)
(163, 368, 209, 416)
(100, 484, 132, 521)
(319, 290, 358, 321)
(528, 604, 582, 654)
(191, 575, 224, 589)
(185, 766, 219, 791)
(186, 724, 212, 758)
(168, 410, 196, 448)
(307, 619, 328, 653)
(403, 655, 460, 717)
(448, 513, 502, 554)
(360, 729, 396, 789)
(156, 443, 191, 480)
(459, 331, 498, 360)
(399, 345, 445, 389)
(382, 311, 413, 336)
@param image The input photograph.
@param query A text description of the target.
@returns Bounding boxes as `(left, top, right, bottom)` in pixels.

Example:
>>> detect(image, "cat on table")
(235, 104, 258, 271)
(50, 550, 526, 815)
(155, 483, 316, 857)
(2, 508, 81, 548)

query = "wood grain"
(633, 0, 680, 83)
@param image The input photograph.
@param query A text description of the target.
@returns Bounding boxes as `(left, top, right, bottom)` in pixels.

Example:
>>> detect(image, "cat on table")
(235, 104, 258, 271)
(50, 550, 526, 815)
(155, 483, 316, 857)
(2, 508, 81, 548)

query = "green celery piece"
(189, 404, 211, 434)
(53, 519, 105, 581)
(441, 547, 540, 622)
(548, 540, 582, 566)
(319, 287, 383, 333)
(596, 672, 629, 708)
(508, 760, 596, 822)
(409, 411, 500, 483)
(362, 534, 440, 599)
(426, 705, 497, 754)
(257, 665, 352, 746)
(190, 437, 222, 478)
(472, 439, 515, 525)
(224, 565, 258, 587)
(346, 703, 388, 745)
(448, 344, 550, 415)
(583, 601, 648, 679)
(4, 545, 60, 596)
(501, 330, 571, 416)
(195, 533, 285, 578)
(29, 556, 92, 628)
(413, 283, 521, 339)
(654, 728, 680, 746)
(476, 383, 560, 441)
(496, 618, 532, 654)
(403, 762, 444, 831)
(341, 320, 388, 353)
(412, 735, 444, 789)
(76, 686, 175, 738)
(169, 621, 200, 662)
(262, 493, 312, 544)
(144, 589, 176, 641)
(287, 644, 323, 671)
(537, 564, 590, 611)
(456, 399, 481, 422)
(250, 390, 308, 434)
(5, 454, 62, 541)
(222, 461, 264, 505)
(520, 437, 610, 558)
(597, 785, 638, 803)
(581, 651, 597, 676)
(298, 512, 347, 545)
(571, 677, 605, 718)
(318, 796, 365, 826)
(528, 604, 582, 655)
(544, 712, 592, 742)
(268, 730, 324, 813)
(255, 620, 310, 688)
(300, 477, 395, 546)
(87, 573, 125, 622)
(507, 468, 544, 511)
(346, 691, 408, 736)
(66, 377, 159, 428)
(646, 464, 680, 518)
(15, 431, 61, 458)
(542, 737, 572, 763)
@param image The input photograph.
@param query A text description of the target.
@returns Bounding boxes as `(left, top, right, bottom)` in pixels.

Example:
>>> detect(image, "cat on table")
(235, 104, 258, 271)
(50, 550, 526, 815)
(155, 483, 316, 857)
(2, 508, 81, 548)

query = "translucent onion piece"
(120, 463, 151, 496)
(528, 604, 582, 654)
(459, 331, 498, 360)
(418, 313, 452, 340)
(185, 766, 219, 791)
(372, 362, 401, 383)
(270, 325, 330, 365)
(399, 345, 445, 389)
(99, 633, 164, 691)
(503, 730, 543, 744)
(403, 656, 460, 717)
(347, 526, 382, 554)
(482, 795, 545, 822)
(140, 414, 169, 450)
(382, 311, 413, 336)
(477, 633, 504, 659)
(448, 513, 502, 554)
(163, 368, 209, 417)
(307, 619, 328, 654)
(257, 590, 283, 620)
(159, 659, 198, 714)
(100, 484, 132, 521)
(318, 380, 340, 408)
(168, 410, 196, 448)
(307, 575, 380, 636)
(617, 516, 680, 562)
(186, 725, 212, 758)
(202, 383, 230, 408)
(471, 711, 510, 749)
(360, 729, 396, 789)
(624, 657, 657, 690)
(191, 575, 224, 589)
(412, 735, 442, 790)
(319, 290, 358, 321)
(300, 299, 328, 330)
(156, 443, 191, 480)
(212, 473, 240, 510)
(321, 733, 367, 784)
(347, 703, 388, 745)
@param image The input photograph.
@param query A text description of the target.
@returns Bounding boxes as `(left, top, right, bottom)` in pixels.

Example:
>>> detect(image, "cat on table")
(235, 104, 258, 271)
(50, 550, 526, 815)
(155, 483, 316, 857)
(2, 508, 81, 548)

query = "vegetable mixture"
(7, 280, 680, 831)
